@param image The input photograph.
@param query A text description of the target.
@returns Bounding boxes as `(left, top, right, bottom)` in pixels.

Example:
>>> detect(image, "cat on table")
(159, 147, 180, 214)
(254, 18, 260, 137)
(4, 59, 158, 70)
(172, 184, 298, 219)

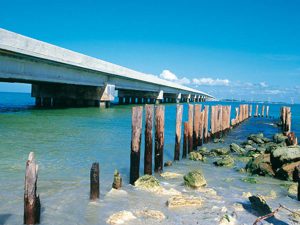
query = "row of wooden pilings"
(23, 103, 271, 224)
(253, 104, 270, 118)
(129, 103, 261, 185)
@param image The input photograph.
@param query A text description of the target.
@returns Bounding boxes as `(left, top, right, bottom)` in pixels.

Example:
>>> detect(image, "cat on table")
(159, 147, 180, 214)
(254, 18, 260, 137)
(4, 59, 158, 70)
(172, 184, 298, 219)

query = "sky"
(0, 0, 300, 103)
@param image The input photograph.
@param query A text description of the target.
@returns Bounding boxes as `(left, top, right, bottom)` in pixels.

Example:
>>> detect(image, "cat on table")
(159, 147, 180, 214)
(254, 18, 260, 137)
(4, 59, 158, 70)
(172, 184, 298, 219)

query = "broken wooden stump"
(144, 105, 153, 175)
(112, 169, 122, 190)
(130, 106, 143, 184)
(286, 132, 298, 146)
(174, 104, 183, 161)
(154, 105, 165, 173)
(90, 162, 100, 200)
(24, 152, 40, 225)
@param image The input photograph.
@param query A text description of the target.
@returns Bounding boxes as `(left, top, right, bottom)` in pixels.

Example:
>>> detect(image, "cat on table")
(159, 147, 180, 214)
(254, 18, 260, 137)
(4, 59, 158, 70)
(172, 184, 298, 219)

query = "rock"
(214, 156, 235, 167)
(134, 175, 161, 192)
(287, 183, 298, 199)
(230, 143, 245, 154)
(261, 137, 271, 143)
(189, 151, 204, 161)
(271, 145, 300, 169)
(289, 210, 300, 223)
(241, 177, 258, 184)
(242, 192, 252, 198)
(244, 145, 256, 151)
(160, 188, 182, 196)
(219, 214, 236, 225)
(273, 133, 288, 143)
(106, 211, 136, 224)
(164, 160, 173, 167)
(264, 142, 280, 153)
(236, 156, 251, 163)
(248, 134, 265, 144)
(112, 170, 122, 189)
(106, 188, 128, 197)
(212, 148, 230, 155)
(238, 168, 246, 173)
(134, 209, 165, 221)
(214, 138, 225, 143)
(241, 140, 254, 146)
(233, 203, 244, 212)
(246, 154, 275, 177)
(275, 161, 300, 181)
(248, 195, 272, 216)
(160, 172, 182, 179)
(256, 146, 266, 153)
(184, 170, 207, 188)
(166, 195, 203, 208)
(264, 190, 277, 200)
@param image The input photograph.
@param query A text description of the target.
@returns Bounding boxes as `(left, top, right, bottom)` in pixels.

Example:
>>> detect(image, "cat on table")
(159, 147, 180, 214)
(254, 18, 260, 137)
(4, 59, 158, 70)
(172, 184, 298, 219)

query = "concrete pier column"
(35, 97, 42, 107)
(124, 97, 130, 104)
(137, 97, 143, 104)
(119, 97, 124, 104)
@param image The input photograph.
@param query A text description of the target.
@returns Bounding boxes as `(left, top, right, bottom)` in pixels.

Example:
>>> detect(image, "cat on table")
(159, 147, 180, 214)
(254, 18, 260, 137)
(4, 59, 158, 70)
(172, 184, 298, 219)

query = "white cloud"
(265, 89, 285, 95)
(259, 82, 268, 88)
(177, 77, 190, 85)
(192, 78, 230, 86)
(159, 70, 178, 81)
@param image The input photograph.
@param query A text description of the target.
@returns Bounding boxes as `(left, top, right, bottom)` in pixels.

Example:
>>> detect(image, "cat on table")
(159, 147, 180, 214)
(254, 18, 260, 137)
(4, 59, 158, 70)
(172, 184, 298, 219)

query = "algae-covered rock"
(244, 145, 256, 151)
(134, 175, 160, 191)
(212, 148, 230, 155)
(246, 154, 275, 177)
(241, 177, 258, 184)
(248, 134, 265, 144)
(213, 138, 225, 143)
(214, 156, 235, 167)
(230, 143, 245, 154)
(287, 183, 298, 199)
(106, 211, 136, 224)
(134, 209, 165, 221)
(189, 151, 204, 161)
(241, 139, 254, 146)
(219, 214, 236, 225)
(184, 170, 207, 188)
(248, 195, 272, 216)
(289, 210, 300, 224)
(261, 137, 271, 143)
(166, 195, 203, 208)
(271, 145, 300, 169)
(198, 146, 211, 156)
(273, 133, 288, 143)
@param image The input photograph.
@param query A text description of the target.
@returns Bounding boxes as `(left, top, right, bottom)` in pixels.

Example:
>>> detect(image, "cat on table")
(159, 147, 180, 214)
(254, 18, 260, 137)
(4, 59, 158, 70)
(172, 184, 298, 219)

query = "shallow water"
(0, 92, 299, 225)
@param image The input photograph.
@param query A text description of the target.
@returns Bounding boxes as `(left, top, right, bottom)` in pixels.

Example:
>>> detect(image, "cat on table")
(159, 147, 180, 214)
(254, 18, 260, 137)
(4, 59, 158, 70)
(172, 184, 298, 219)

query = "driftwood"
(24, 152, 40, 224)
(253, 204, 300, 225)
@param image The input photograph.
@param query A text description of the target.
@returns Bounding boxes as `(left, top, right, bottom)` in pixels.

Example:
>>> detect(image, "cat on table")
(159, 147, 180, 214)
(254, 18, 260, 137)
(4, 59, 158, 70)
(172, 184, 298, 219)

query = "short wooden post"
(90, 162, 100, 200)
(174, 104, 183, 161)
(144, 105, 154, 175)
(154, 105, 165, 173)
(261, 105, 265, 117)
(112, 170, 122, 189)
(188, 104, 194, 153)
(193, 104, 201, 149)
(183, 122, 188, 158)
(130, 106, 143, 184)
(24, 152, 40, 225)
(255, 105, 259, 117)
(203, 106, 209, 143)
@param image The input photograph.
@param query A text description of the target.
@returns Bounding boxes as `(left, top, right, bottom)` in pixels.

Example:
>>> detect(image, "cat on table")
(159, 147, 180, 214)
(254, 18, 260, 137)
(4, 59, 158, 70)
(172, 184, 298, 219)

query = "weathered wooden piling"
(249, 105, 252, 117)
(287, 132, 298, 146)
(199, 110, 204, 145)
(90, 162, 100, 200)
(130, 106, 143, 184)
(187, 104, 194, 153)
(255, 105, 259, 117)
(281, 106, 292, 133)
(210, 106, 216, 138)
(154, 105, 165, 172)
(203, 106, 209, 143)
(261, 105, 265, 117)
(144, 105, 153, 175)
(296, 166, 300, 201)
(193, 104, 201, 149)
(24, 152, 40, 225)
(112, 169, 122, 189)
(183, 122, 188, 158)
(266, 106, 269, 118)
(174, 104, 183, 160)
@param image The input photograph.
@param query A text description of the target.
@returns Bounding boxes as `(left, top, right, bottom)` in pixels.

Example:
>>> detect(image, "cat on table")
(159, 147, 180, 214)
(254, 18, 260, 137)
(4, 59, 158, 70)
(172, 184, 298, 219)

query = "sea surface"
(0, 92, 299, 225)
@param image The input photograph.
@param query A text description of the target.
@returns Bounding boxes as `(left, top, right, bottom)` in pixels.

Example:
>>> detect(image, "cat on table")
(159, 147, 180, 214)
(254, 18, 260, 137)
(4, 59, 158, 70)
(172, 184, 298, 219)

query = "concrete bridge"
(0, 28, 214, 107)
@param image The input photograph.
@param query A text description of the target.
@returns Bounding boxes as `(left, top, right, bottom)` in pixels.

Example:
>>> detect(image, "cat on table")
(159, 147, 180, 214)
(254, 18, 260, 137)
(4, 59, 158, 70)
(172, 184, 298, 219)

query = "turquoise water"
(0, 92, 299, 225)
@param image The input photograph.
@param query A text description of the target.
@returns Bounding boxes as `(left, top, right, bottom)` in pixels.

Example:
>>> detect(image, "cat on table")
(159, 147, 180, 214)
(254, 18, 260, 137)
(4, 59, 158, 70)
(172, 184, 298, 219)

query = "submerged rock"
(273, 133, 288, 143)
(248, 195, 272, 216)
(184, 170, 207, 188)
(134, 209, 165, 221)
(219, 214, 237, 225)
(246, 154, 275, 177)
(164, 160, 173, 167)
(214, 155, 235, 167)
(230, 143, 245, 154)
(189, 151, 204, 161)
(241, 177, 258, 184)
(160, 171, 182, 179)
(134, 175, 161, 192)
(106, 211, 136, 224)
(289, 210, 300, 223)
(211, 148, 230, 155)
(166, 195, 203, 208)
(213, 138, 225, 143)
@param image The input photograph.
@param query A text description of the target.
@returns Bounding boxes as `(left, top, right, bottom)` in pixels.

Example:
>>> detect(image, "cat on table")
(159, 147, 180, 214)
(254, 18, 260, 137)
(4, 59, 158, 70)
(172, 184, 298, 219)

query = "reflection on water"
(0, 92, 299, 224)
